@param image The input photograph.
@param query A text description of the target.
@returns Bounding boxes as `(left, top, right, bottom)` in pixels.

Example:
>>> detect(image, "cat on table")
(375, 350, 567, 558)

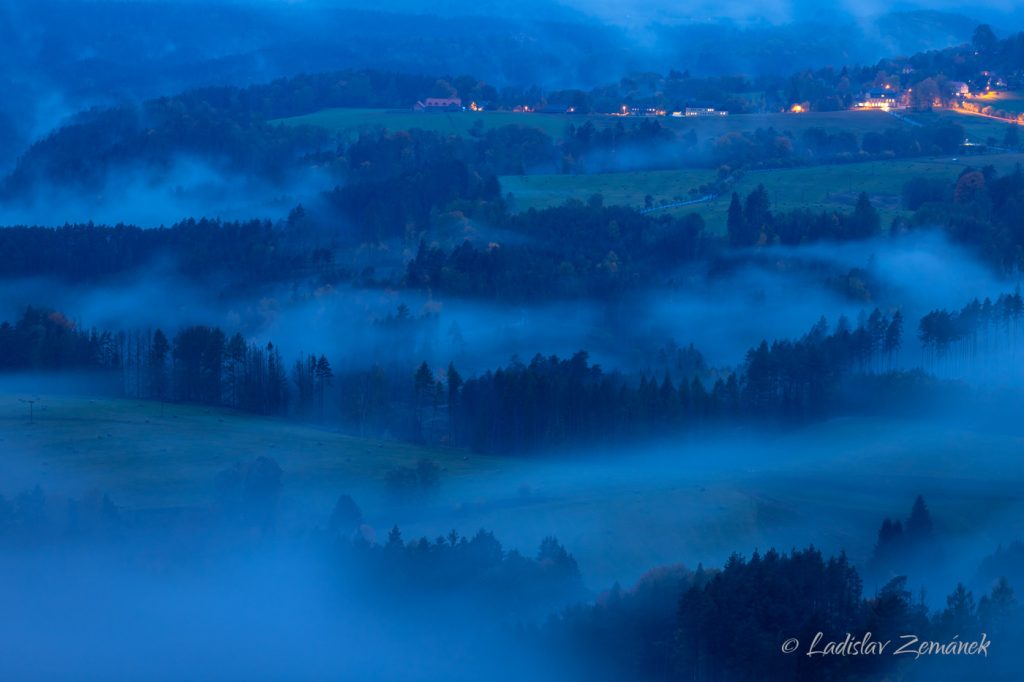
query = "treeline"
(561, 119, 684, 173)
(905, 165, 1024, 272)
(17, 11, 1019, 135)
(7, 467, 1023, 679)
(0, 216, 333, 284)
(0, 68, 744, 200)
(3, 101, 332, 196)
(782, 26, 1024, 114)
(548, 549, 1020, 682)
(0, 472, 585, 619)
(6, 22, 1024, 202)
(0, 307, 122, 371)
(5, 464, 1022, 680)
(727, 184, 881, 247)
(0, 311, 293, 415)
(449, 311, 904, 453)
(0, 180, 880, 304)
(862, 121, 966, 158)
(918, 289, 1024, 373)
(1, 69, 453, 196)
(343, 526, 586, 619)
(342, 125, 557, 181)
(0, 307, 417, 432)
(545, 496, 1023, 681)
(2, 125, 709, 290)
(326, 128, 513, 243)
(0, 121, 976, 311)
(675, 550, 1015, 681)
(328, 124, 699, 248)
(123, 327, 291, 415)
(21, 296, 1024, 456)
(711, 119, 967, 169)
(5, 42, 993, 205)
(868, 495, 943, 582)
(0, 304, 912, 454)
(12, 294, 1015, 456)
(404, 203, 706, 300)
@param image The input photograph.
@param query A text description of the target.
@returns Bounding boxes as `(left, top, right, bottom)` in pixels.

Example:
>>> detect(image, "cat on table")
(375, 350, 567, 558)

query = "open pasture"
(502, 152, 1024, 234)
(1, 394, 1020, 587)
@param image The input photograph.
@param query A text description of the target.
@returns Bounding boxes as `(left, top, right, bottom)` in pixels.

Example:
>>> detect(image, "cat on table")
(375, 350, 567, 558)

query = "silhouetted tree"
(148, 329, 170, 408)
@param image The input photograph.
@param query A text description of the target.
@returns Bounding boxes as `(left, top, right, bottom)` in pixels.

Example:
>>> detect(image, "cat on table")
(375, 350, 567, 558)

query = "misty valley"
(4, 1, 1024, 680)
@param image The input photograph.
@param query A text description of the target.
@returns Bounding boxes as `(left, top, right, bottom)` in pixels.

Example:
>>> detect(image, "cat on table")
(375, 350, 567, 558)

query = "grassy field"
(0, 394, 492, 512)
(964, 91, 1024, 115)
(2, 393, 1022, 587)
(274, 108, 575, 140)
(274, 104, 1024, 236)
(274, 107, 905, 141)
(915, 109, 1019, 143)
(502, 152, 1024, 234)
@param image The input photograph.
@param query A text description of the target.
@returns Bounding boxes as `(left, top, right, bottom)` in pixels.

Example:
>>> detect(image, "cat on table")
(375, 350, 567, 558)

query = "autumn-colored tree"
(910, 77, 941, 110)
(955, 170, 985, 203)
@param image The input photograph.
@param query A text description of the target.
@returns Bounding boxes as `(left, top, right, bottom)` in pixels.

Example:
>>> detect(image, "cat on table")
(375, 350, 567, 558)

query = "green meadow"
(1, 394, 1019, 585)
(502, 153, 1024, 234)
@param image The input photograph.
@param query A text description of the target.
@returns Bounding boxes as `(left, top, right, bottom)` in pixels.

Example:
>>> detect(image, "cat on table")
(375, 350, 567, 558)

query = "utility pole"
(18, 398, 37, 423)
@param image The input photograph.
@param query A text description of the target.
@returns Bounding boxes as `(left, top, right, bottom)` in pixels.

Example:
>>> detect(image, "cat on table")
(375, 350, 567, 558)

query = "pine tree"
(266, 342, 288, 415)
(202, 328, 225, 404)
(972, 24, 998, 53)
(315, 354, 333, 418)
(148, 329, 170, 406)
(906, 495, 934, 545)
(414, 361, 435, 442)
(851, 192, 880, 238)
(884, 311, 903, 369)
(329, 493, 363, 535)
(292, 354, 316, 417)
(979, 577, 1016, 635)
(225, 333, 246, 407)
(726, 192, 745, 246)
(939, 583, 978, 636)
(447, 363, 462, 446)
(743, 184, 771, 245)
(386, 524, 404, 549)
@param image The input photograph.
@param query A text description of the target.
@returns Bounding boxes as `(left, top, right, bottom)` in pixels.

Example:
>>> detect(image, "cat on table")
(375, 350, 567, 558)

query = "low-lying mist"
(0, 157, 331, 228)
(1, 388, 1022, 679)
(0, 228, 1014, 381)
(0, 541, 567, 681)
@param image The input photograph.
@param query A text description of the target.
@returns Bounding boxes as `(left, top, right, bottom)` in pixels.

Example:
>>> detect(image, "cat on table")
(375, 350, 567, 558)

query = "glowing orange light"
(790, 104, 805, 113)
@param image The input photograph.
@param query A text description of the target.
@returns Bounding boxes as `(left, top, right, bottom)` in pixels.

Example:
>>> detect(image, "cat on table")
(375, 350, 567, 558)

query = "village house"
(948, 81, 970, 97)
(413, 97, 463, 111)
(976, 71, 1008, 92)
(628, 105, 665, 116)
(855, 88, 898, 109)
(683, 106, 727, 117)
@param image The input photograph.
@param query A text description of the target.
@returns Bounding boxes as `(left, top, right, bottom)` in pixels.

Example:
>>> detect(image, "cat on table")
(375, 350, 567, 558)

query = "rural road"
(640, 194, 716, 214)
